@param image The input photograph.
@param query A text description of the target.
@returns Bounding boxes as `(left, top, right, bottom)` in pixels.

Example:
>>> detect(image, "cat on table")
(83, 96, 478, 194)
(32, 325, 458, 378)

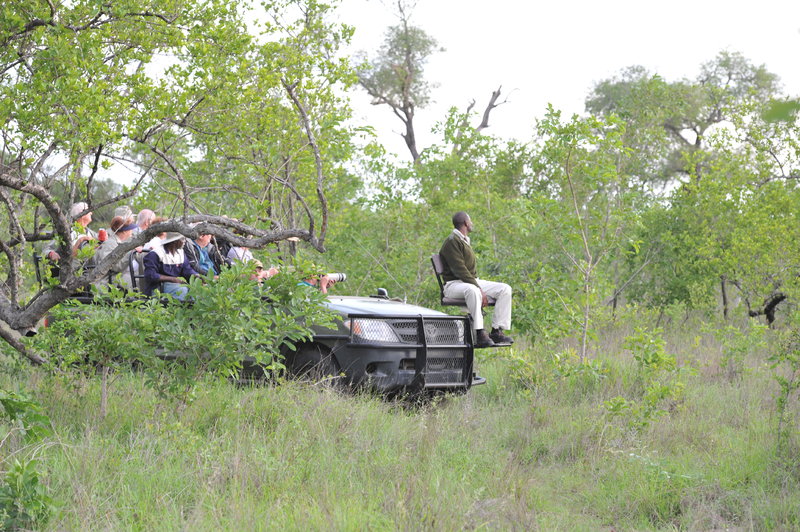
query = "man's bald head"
(452, 211, 470, 229)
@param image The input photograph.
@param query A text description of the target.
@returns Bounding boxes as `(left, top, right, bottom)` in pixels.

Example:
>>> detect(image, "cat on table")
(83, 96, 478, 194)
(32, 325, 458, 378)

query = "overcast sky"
(334, 0, 800, 159)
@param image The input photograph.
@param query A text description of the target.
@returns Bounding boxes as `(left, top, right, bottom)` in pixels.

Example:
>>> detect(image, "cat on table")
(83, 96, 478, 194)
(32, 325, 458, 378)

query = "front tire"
(285, 343, 343, 387)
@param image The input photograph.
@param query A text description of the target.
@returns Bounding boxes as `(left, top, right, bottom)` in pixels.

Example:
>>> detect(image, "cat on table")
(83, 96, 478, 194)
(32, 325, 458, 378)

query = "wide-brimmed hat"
(162, 232, 184, 245)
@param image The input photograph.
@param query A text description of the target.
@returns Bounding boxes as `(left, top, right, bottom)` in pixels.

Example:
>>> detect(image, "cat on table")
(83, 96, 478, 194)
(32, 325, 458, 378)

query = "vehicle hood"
(324, 296, 449, 317)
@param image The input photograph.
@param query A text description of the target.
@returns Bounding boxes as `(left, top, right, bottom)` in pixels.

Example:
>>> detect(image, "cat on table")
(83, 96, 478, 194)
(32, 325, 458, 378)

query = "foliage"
(485, 344, 609, 400)
(604, 327, 689, 431)
(0, 458, 55, 530)
(356, 22, 441, 111)
(29, 290, 162, 416)
(586, 52, 781, 182)
(770, 317, 800, 457)
(355, 4, 442, 161)
(0, 0, 356, 363)
(0, 390, 54, 530)
(149, 264, 336, 402)
(28, 265, 336, 406)
(531, 108, 638, 360)
(595, 53, 799, 324)
(0, 312, 794, 530)
(623, 326, 674, 372)
(703, 320, 768, 381)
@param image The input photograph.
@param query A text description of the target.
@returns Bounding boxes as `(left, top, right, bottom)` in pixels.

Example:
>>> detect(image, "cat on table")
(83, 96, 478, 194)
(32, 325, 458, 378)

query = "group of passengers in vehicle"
(42, 202, 332, 302)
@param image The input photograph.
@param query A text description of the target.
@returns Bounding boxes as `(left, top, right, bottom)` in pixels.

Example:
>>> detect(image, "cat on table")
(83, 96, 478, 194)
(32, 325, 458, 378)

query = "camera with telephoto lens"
(327, 272, 347, 283)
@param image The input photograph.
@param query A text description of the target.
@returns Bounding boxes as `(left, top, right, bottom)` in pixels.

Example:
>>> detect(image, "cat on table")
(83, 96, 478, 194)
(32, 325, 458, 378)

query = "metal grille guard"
(345, 313, 475, 389)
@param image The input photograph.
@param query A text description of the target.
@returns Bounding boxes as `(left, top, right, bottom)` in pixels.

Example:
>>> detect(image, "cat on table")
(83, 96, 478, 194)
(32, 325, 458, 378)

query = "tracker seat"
(430, 253, 496, 307)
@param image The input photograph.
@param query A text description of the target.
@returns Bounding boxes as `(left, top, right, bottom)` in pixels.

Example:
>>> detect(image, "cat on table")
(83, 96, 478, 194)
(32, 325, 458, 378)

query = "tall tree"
(355, 1, 441, 162)
(586, 51, 781, 184)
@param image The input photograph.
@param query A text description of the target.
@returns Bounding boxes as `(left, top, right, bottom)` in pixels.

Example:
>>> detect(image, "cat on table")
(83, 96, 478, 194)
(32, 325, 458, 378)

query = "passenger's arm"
(143, 252, 182, 284)
(42, 240, 60, 261)
(179, 255, 201, 280)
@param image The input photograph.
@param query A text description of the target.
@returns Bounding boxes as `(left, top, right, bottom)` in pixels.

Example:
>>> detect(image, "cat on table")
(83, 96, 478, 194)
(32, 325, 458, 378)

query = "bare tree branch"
(282, 78, 328, 252)
(476, 85, 508, 132)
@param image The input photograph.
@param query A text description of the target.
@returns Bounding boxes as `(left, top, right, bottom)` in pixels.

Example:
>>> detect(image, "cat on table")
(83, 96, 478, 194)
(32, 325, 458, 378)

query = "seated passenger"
(43, 201, 98, 265)
(227, 244, 254, 264)
(300, 273, 339, 295)
(185, 232, 227, 276)
(227, 244, 277, 281)
(113, 205, 134, 223)
(130, 216, 167, 281)
(133, 209, 155, 236)
(142, 216, 167, 251)
(250, 259, 279, 282)
(143, 232, 200, 301)
(93, 216, 137, 289)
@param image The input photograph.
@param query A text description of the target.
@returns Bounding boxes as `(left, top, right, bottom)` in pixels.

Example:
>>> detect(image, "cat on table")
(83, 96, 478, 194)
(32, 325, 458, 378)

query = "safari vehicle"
(275, 290, 485, 394)
(34, 252, 485, 395)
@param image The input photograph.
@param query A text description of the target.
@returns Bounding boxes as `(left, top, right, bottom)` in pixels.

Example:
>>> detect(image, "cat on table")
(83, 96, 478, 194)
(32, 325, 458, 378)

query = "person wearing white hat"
(142, 232, 200, 301)
(113, 205, 134, 223)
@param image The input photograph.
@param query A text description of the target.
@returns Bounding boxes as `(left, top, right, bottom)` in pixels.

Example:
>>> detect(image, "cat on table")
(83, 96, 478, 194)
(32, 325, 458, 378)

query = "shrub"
(0, 391, 55, 529)
(28, 264, 337, 408)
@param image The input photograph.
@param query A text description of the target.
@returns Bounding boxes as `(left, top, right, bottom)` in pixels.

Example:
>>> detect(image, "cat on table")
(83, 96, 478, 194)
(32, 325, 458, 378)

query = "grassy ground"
(1, 314, 799, 530)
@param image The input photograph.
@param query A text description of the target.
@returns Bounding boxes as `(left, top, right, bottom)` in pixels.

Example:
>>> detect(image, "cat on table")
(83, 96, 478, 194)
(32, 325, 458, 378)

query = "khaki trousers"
(443, 279, 512, 331)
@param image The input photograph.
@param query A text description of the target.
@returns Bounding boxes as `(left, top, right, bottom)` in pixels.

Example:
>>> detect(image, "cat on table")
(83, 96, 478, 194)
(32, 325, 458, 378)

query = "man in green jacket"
(439, 211, 513, 348)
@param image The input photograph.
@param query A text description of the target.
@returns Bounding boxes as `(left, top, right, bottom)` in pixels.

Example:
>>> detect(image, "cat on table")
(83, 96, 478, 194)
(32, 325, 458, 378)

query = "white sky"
(334, 0, 800, 159)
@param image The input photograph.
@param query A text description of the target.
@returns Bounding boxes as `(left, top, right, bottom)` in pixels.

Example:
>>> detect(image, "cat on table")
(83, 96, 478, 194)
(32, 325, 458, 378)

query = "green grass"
(1, 316, 799, 530)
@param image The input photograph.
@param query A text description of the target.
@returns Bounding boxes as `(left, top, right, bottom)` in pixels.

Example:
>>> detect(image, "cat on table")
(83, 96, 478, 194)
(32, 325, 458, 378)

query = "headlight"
(345, 318, 402, 343)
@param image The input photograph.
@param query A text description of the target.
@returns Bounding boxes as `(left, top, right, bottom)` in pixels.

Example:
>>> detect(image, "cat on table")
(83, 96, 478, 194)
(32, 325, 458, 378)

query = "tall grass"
(1, 314, 798, 530)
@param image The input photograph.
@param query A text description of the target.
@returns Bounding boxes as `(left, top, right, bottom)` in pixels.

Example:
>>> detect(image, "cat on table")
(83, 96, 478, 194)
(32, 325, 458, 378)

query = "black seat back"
(129, 251, 160, 295)
(431, 253, 496, 307)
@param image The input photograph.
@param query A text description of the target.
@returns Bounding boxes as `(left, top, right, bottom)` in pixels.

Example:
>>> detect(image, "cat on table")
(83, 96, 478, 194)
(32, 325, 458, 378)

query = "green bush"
(0, 391, 55, 530)
(604, 327, 691, 431)
(29, 264, 337, 407)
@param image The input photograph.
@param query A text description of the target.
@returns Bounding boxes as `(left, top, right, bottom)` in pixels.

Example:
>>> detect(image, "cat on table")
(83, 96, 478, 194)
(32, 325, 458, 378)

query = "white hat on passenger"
(114, 205, 133, 220)
(69, 202, 89, 219)
(162, 232, 184, 244)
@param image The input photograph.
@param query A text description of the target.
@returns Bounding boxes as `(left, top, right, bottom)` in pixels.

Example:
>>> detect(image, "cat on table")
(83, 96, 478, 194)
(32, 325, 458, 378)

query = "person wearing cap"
(298, 265, 339, 294)
(227, 244, 277, 281)
(185, 232, 227, 276)
(43, 201, 98, 264)
(92, 216, 138, 289)
(143, 232, 200, 301)
(250, 259, 279, 282)
(300, 274, 337, 294)
(438, 211, 513, 348)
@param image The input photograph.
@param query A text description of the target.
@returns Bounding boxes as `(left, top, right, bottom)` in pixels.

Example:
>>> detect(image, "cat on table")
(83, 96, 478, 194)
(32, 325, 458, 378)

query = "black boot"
(490, 327, 513, 345)
(475, 329, 495, 348)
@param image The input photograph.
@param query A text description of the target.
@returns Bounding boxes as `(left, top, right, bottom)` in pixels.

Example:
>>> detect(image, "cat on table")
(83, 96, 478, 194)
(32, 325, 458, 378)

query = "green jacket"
(439, 231, 479, 288)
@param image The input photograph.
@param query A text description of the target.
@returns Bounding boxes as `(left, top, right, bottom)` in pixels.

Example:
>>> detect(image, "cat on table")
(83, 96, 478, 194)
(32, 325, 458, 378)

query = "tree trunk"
(100, 364, 109, 420)
(611, 292, 618, 322)
(402, 114, 419, 163)
(579, 271, 591, 363)
(720, 276, 729, 321)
